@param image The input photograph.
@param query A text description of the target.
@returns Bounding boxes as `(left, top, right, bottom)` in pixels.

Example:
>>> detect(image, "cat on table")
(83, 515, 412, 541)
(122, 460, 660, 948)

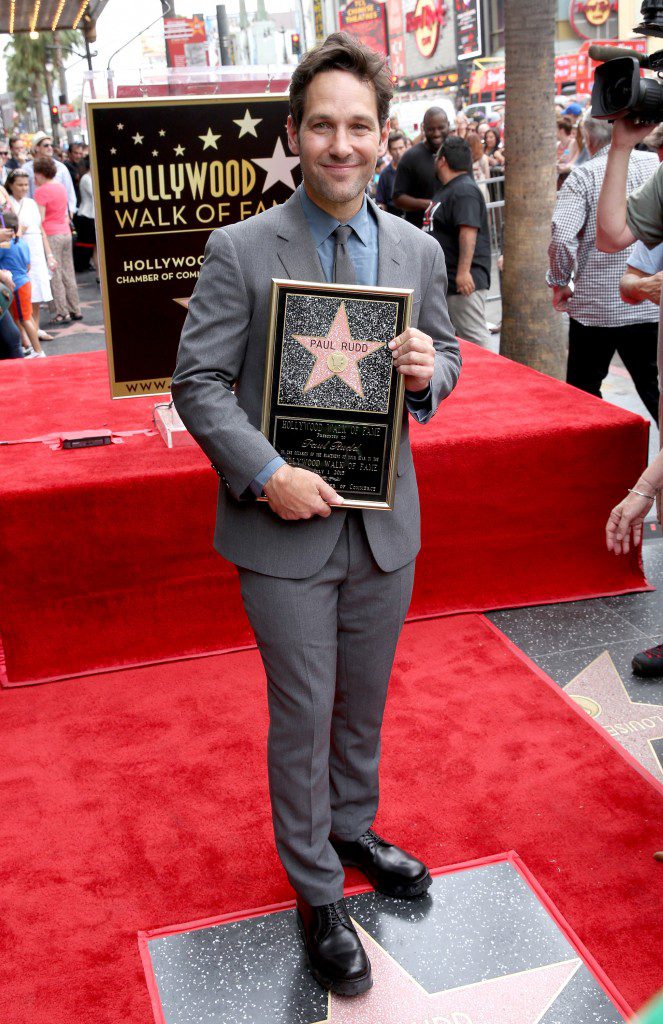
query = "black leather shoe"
(331, 828, 432, 898)
(632, 643, 663, 677)
(296, 897, 372, 996)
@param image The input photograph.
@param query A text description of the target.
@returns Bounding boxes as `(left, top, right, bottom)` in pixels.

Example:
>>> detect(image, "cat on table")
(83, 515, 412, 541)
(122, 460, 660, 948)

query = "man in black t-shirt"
(423, 136, 492, 348)
(392, 107, 449, 228)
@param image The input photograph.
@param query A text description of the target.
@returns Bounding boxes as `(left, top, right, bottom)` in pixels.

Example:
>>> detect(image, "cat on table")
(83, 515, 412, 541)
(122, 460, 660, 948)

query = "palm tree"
(4, 31, 82, 133)
(499, 0, 567, 379)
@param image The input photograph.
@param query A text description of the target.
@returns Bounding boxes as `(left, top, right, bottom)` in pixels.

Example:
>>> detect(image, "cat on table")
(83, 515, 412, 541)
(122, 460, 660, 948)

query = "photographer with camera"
(589, 23, 663, 676)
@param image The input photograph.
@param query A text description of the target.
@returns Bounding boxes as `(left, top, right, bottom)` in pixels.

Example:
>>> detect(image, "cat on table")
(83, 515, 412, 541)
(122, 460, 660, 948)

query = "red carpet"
(0, 345, 650, 685)
(0, 614, 661, 1023)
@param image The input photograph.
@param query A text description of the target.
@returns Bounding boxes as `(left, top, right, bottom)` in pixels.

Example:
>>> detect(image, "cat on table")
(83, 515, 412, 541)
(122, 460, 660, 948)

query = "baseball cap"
(31, 131, 53, 146)
(562, 102, 582, 117)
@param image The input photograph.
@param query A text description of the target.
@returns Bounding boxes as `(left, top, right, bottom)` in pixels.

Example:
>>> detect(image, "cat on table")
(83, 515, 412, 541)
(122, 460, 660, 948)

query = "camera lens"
(606, 74, 635, 111)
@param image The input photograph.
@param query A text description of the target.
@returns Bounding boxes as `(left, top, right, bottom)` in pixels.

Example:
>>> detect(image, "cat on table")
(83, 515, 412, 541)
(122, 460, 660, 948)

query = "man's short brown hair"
(289, 32, 393, 130)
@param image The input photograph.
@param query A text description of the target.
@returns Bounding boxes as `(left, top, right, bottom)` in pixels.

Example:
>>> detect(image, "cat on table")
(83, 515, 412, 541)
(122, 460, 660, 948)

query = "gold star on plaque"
(117, 123, 124, 130)
(152, 149, 158, 156)
(132, 132, 144, 145)
(199, 127, 221, 150)
(110, 147, 117, 155)
(158, 129, 166, 136)
(173, 144, 185, 156)
(233, 108, 262, 138)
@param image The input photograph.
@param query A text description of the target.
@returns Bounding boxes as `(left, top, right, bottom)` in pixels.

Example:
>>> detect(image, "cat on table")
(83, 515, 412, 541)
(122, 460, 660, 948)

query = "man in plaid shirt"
(547, 114, 660, 422)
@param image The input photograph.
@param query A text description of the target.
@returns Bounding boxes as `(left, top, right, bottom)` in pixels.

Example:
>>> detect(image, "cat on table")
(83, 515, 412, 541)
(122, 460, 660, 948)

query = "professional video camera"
(591, 0, 663, 121)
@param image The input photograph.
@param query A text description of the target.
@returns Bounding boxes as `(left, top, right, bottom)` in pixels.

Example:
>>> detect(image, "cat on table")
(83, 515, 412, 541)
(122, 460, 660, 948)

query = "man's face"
(287, 70, 389, 212)
(388, 138, 406, 167)
(477, 122, 488, 139)
(0, 145, 8, 164)
(35, 138, 54, 158)
(423, 113, 448, 152)
(70, 144, 83, 162)
(10, 139, 24, 160)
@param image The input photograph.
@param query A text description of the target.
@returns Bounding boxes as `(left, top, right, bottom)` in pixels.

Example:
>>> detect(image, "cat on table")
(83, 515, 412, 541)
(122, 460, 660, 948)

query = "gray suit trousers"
(239, 511, 415, 905)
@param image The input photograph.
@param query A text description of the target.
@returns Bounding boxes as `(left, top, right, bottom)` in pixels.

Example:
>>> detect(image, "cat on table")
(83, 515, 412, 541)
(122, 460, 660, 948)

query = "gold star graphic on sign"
(152, 149, 158, 156)
(110, 147, 117, 155)
(173, 144, 185, 157)
(158, 129, 166, 136)
(199, 127, 221, 150)
(233, 108, 262, 138)
(253, 137, 300, 192)
(117, 123, 124, 130)
(132, 132, 144, 145)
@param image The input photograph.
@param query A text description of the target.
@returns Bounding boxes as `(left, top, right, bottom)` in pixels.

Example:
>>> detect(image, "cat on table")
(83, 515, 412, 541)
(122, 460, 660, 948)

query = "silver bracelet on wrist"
(628, 487, 656, 500)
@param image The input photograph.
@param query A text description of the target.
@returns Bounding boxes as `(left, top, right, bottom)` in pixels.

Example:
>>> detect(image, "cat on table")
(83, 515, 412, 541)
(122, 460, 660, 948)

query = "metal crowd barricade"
(476, 174, 505, 306)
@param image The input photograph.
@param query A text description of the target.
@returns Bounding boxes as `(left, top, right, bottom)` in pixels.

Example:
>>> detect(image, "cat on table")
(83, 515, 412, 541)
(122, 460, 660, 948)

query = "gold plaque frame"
(261, 278, 413, 511)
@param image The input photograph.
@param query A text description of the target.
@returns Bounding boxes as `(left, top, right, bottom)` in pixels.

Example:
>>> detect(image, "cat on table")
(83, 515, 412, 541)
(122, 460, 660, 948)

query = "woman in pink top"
(33, 156, 81, 324)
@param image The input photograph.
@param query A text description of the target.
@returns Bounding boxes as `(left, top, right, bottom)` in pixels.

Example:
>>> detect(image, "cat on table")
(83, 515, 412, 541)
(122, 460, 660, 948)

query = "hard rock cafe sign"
(405, 0, 447, 58)
(568, 0, 618, 38)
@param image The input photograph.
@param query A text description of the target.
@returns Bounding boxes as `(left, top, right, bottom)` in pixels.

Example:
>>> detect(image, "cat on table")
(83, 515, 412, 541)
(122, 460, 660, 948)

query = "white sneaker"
(24, 350, 38, 358)
(35, 350, 46, 358)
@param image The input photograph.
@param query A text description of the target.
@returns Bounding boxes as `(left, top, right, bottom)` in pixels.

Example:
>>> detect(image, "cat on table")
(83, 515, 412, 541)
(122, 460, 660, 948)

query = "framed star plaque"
(261, 279, 413, 510)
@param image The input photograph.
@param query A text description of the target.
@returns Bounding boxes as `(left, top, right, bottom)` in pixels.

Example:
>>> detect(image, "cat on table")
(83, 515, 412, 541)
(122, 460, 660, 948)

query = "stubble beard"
(308, 164, 370, 208)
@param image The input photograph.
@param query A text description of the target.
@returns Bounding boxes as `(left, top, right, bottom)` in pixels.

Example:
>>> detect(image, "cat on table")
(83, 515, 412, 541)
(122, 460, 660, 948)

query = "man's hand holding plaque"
(389, 327, 436, 393)
(264, 465, 344, 520)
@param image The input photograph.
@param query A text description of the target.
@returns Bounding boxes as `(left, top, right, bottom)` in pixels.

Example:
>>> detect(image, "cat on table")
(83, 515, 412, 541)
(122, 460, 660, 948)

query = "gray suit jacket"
(171, 188, 461, 579)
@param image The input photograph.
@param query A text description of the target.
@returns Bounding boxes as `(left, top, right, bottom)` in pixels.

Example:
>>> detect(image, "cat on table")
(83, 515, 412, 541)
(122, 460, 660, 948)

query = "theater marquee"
(87, 95, 300, 398)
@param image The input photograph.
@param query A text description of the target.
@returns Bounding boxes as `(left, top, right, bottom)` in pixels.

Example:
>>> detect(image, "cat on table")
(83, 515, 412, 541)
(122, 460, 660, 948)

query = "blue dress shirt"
(251, 186, 432, 496)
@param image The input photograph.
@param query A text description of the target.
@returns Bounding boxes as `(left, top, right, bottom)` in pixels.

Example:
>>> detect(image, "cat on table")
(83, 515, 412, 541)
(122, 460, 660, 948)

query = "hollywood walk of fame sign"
(565, 650, 663, 784)
(87, 95, 300, 398)
(140, 856, 631, 1024)
(261, 280, 412, 509)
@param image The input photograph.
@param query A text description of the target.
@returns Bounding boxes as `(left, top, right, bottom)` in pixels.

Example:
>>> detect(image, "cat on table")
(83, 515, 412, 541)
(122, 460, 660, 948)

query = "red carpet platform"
(0, 344, 650, 686)
(0, 615, 661, 1024)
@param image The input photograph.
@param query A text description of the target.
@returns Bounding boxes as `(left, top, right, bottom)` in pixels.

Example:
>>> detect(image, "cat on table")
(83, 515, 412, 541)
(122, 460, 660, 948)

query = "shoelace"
(359, 828, 384, 852)
(325, 899, 352, 929)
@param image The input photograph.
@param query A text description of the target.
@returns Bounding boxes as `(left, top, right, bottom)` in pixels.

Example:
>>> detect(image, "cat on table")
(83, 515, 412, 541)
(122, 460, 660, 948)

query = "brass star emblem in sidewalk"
(565, 651, 663, 783)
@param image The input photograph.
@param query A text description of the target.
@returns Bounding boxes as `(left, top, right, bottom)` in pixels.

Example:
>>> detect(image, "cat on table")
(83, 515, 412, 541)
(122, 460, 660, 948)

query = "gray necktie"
(332, 224, 356, 284)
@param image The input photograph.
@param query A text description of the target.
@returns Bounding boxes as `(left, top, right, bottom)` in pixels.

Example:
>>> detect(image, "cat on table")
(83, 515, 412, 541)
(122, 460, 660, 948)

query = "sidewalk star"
(565, 650, 663, 783)
(327, 926, 583, 1024)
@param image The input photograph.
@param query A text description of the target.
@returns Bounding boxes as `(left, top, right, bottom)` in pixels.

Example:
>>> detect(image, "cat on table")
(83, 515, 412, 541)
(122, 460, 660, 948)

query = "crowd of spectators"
(369, 102, 505, 348)
(0, 132, 94, 360)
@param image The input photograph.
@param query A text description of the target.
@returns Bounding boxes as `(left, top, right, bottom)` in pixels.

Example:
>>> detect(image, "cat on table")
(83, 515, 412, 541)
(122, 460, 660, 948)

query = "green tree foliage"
(4, 31, 82, 130)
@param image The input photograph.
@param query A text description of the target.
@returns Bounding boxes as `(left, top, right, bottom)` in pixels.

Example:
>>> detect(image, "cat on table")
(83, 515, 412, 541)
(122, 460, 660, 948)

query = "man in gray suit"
(172, 33, 461, 996)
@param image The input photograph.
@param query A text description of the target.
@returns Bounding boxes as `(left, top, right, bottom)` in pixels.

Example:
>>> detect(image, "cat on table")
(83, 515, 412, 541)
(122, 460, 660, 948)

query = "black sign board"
(87, 95, 300, 397)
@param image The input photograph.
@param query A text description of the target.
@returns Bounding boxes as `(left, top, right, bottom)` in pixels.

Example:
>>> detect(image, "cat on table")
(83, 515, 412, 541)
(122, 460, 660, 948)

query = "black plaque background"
(88, 95, 300, 397)
(263, 282, 410, 507)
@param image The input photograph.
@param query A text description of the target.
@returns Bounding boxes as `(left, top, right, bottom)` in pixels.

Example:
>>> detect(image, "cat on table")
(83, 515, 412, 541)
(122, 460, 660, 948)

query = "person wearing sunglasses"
(0, 142, 10, 186)
(23, 132, 77, 216)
